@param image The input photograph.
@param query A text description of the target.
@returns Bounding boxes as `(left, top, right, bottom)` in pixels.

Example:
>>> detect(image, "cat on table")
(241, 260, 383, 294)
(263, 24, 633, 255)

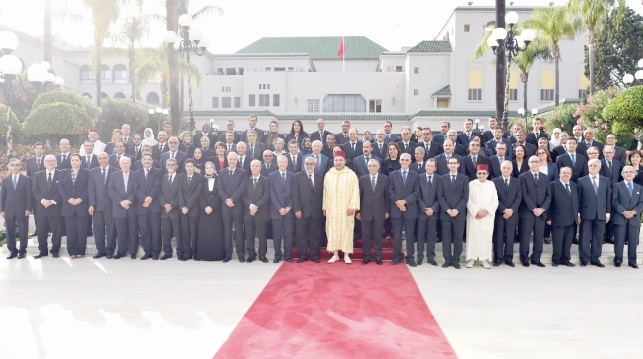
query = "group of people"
(1, 115, 641, 269)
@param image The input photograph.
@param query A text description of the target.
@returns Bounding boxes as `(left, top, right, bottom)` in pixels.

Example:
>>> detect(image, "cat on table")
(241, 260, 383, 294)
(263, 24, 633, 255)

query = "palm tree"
(525, 6, 582, 106)
(567, 0, 625, 94)
(112, 10, 150, 102)
(44, 0, 52, 64)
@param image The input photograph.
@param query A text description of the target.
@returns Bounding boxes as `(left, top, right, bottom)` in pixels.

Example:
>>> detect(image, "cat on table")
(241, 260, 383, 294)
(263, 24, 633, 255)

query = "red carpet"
(214, 262, 457, 359)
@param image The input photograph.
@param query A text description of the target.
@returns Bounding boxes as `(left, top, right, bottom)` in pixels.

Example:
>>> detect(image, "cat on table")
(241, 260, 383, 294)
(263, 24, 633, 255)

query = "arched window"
(322, 94, 366, 112)
(81, 92, 92, 99)
(114, 92, 126, 99)
(100, 65, 111, 84)
(80, 65, 94, 84)
(146, 92, 160, 104)
(113, 64, 128, 84)
(539, 70, 554, 102)
(467, 68, 483, 101)
(101, 92, 109, 99)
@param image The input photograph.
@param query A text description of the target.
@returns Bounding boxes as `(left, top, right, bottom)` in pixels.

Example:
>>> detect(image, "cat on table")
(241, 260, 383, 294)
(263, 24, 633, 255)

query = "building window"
(212, 97, 219, 108)
(467, 68, 483, 101)
(226, 68, 237, 75)
(80, 65, 94, 84)
(274, 67, 285, 72)
(273, 94, 280, 107)
(509, 89, 518, 101)
(146, 92, 160, 104)
(437, 98, 450, 108)
(414, 67, 419, 74)
(540, 70, 555, 102)
(369, 99, 382, 113)
(322, 94, 366, 113)
(464, 24, 470, 32)
(259, 94, 270, 106)
(308, 99, 320, 113)
(248, 95, 255, 107)
(222, 97, 232, 108)
(238, 67, 244, 75)
(509, 70, 518, 101)
(414, 89, 419, 96)
(100, 65, 111, 84)
(287, 67, 294, 71)
(113, 64, 128, 84)
(395, 66, 403, 72)
(234, 97, 241, 108)
(265, 67, 272, 72)
(578, 89, 588, 99)
(114, 92, 126, 99)
(217, 68, 224, 75)
(468, 89, 482, 101)
(540, 89, 554, 102)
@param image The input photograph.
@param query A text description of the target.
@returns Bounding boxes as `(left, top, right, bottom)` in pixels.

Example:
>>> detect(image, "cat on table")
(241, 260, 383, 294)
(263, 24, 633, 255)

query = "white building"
(3, 5, 589, 134)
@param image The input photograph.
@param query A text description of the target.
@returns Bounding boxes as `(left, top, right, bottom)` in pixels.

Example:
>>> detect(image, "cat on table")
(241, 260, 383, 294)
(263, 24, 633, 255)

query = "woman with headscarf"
(196, 162, 225, 261)
(142, 128, 158, 147)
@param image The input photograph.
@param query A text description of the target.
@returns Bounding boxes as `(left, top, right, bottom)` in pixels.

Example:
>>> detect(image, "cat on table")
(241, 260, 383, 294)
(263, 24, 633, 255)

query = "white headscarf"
(142, 128, 158, 146)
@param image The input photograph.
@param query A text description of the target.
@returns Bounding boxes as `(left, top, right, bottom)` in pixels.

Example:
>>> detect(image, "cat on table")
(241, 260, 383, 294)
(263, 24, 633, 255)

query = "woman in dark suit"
(104, 129, 123, 155)
(537, 148, 559, 181)
(512, 144, 529, 178)
(382, 142, 401, 176)
(629, 150, 643, 186)
(285, 120, 308, 148)
(196, 162, 225, 261)
(264, 120, 282, 152)
(211, 142, 228, 172)
(192, 148, 206, 173)
(58, 153, 90, 258)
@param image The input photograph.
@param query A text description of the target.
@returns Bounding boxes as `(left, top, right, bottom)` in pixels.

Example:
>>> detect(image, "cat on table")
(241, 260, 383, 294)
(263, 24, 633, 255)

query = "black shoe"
(373, 259, 382, 265)
(52, 252, 60, 258)
(152, 256, 159, 260)
(591, 262, 605, 268)
(178, 256, 188, 261)
(533, 261, 545, 267)
(273, 258, 281, 263)
(30, 231, 38, 237)
(18, 253, 26, 259)
(391, 258, 401, 265)
(247, 257, 256, 263)
(544, 238, 552, 244)
(563, 261, 575, 267)
(222, 257, 230, 263)
(615, 263, 621, 267)
(313, 258, 321, 263)
(417, 258, 423, 265)
(160, 254, 172, 260)
(239, 257, 246, 263)
(453, 263, 461, 269)
(106, 254, 112, 259)
(140, 254, 152, 260)
(407, 259, 417, 267)
(93, 253, 105, 259)
(7, 253, 17, 259)
(362, 258, 371, 264)
(630, 263, 639, 269)
(427, 259, 438, 266)
(572, 238, 579, 245)
(521, 261, 530, 267)
(285, 258, 293, 263)
(130, 254, 136, 259)
(552, 262, 559, 267)
(442, 262, 450, 268)
(114, 253, 124, 259)
(493, 262, 500, 267)
(297, 258, 307, 263)
(580, 262, 588, 267)
(259, 256, 269, 263)
(33, 254, 47, 259)
(506, 261, 516, 267)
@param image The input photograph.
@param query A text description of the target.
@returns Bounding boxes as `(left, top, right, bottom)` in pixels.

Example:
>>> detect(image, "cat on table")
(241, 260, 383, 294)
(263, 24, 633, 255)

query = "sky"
(1, 0, 642, 54)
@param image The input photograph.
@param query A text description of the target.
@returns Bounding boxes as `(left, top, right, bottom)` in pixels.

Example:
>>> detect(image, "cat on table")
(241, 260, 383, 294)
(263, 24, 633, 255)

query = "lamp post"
(623, 58, 643, 86)
(517, 107, 538, 128)
(148, 107, 169, 134)
(164, 14, 209, 133)
(0, 30, 64, 157)
(488, 11, 536, 134)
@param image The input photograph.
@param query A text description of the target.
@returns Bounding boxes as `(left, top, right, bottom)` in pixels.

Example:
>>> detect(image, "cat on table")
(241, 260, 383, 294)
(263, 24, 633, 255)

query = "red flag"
(337, 38, 345, 58)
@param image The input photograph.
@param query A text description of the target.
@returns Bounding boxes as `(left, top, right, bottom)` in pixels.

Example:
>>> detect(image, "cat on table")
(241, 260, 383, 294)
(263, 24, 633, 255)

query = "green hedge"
(603, 86, 643, 135)
(23, 102, 93, 142)
(32, 90, 98, 120)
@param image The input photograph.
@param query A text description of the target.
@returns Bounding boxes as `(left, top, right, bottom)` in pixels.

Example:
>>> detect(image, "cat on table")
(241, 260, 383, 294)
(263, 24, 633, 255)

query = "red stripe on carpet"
(214, 262, 457, 359)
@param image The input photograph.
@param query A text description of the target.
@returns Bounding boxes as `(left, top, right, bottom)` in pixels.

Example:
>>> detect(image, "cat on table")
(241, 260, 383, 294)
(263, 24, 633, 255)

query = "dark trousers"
(441, 218, 465, 264)
(139, 213, 161, 256)
(161, 217, 180, 255)
(518, 216, 546, 263)
(65, 215, 89, 256)
(392, 217, 416, 261)
(551, 224, 575, 263)
(222, 208, 244, 259)
(579, 218, 605, 263)
(417, 215, 438, 262)
(114, 213, 137, 255)
(272, 217, 293, 260)
(35, 213, 62, 255)
(295, 216, 322, 260)
(92, 210, 115, 255)
(361, 219, 384, 260)
(244, 219, 268, 258)
(493, 215, 516, 264)
(614, 224, 640, 265)
(179, 214, 197, 259)
(6, 215, 29, 255)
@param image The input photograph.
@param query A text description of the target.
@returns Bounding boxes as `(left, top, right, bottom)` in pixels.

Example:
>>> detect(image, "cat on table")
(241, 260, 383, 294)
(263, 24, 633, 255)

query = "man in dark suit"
(437, 157, 469, 268)
(152, 131, 170, 161)
(601, 146, 623, 185)
(526, 117, 549, 146)
(417, 159, 440, 266)
(81, 141, 100, 170)
(372, 129, 388, 159)
(462, 141, 491, 181)
(396, 127, 417, 158)
(56, 138, 72, 170)
(223, 132, 238, 154)
(177, 159, 203, 261)
(518, 155, 551, 267)
(310, 118, 332, 145)
(160, 136, 187, 174)
(577, 128, 604, 159)
(556, 138, 588, 183)
(417, 127, 443, 159)
(448, 130, 468, 157)
(357, 159, 389, 265)
(108, 140, 132, 170)
(352, 141, 379, 177)
(342, 128, 364, 160)
(388, 153, 420, 266)
(108, 157, 138, 259)
(88, 152, 117, 258)
(240, 114, 265, 143)
(1, 158, 33, 259)
(489, 142, 510, 179)
(481, 117, 500, 146)
(235, 142, 252, 175)
(32, 155, 62, 258)
(550, 132, 569, 162)
(492, 160, 522, 266)
(292, 156, 324, 263)
(260, 150, 278, 177)
(322, 134, 337, 159)
(217, 152, 247, 262)
(245, 130, 267, 161)
(286, 140, 304, 174)
(433, 122, 450, 145)
(612, 166, 643, 268)
(383, 120, 400, 143)
(120, 123, 136, 153)
(513, 130, 538, 158)
(130, 134, 144, 162)
(26, 142, 46, 237)
(410, 147, 426, 174)
(193, 121, 218, 150)
(605, 134, 627, 165)
(269, 155, 295, 263)
(456, 119, 478, 148)
(302, 140, 330, 176)
(335, 120, 351, 145)
(159, 158, 181, 260)
(485, 128, 513, 159)
(577, 159, 611, 267)
(434, 139, 463, 176)
(134, 154, 163, 260)
(547, 167, 579, 267)
(244, 160, 271, 263)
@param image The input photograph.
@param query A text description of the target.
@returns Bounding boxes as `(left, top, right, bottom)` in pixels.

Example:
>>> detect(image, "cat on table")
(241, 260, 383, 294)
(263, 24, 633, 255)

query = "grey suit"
(417, 172, 440, 263)
(243, 175, 271, 259)
(88, 166, 117, 256)
(108, 170, 138, 256)
(32, 170, 63, 256)
(292, 171, 324, 261)
(389, 169, 419, 262)
(577, 175, 611, 264)
(612, 181, 643, 265)
(269, 170, 295, 261)
(359, 173, 389, 261)
(159, 173, 181, 256)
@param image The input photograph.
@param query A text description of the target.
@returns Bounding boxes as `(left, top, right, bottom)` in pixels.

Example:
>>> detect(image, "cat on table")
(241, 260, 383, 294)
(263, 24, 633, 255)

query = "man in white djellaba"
(465, 163, 499, 268)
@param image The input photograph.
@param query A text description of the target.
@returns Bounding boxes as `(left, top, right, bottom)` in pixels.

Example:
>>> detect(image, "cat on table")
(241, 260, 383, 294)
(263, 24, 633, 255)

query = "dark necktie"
(249, 144, 254, 159)
(565, 183, 570, 193)
(309, 174, 314, 189)
(427, 175, 432, 186)
(371, 175, 376, 193)
(102, 168, 107, 184)
(12, 175, 17, 190)
(505, 178, 509, 187)
(228, 144, 232, 152)
(145, 169, 149, 181)
(402, 171, 407, 185)
(48, 173, 52, 187)
(253, 177, 257, 188)
(116, 155, 121, 168)
(451, 175, 456, 185)
(188, 175, 192, 184)
(628, 182, 633, 196)
(282, 172, 286, 183)
(534, 173, 539, 182)
(169, 174, 173, 184)
(36, 158, 41, 171)
(87, 156, 91, 169)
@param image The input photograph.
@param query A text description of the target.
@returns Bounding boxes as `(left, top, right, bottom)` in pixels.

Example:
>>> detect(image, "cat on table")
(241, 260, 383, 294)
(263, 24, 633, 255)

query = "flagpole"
(342, 36, 345, 73)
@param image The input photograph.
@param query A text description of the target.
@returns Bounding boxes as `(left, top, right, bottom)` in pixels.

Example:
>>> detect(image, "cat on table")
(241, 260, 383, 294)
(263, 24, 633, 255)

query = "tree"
(603, 86, 643, 135)
(525, 6, 582, 106)
(495, 0, 506, 125)
(584, 7, 643, 89)
(568, 0, 625, 94)
(112, 9, 150, 102)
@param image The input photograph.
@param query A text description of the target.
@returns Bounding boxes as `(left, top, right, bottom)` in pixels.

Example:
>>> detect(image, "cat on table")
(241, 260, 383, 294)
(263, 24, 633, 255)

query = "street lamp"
(148, 107, 169, 134)
(517, 107, 538, 127)
(164, 14, 210, 133)
(0, 30, 64, 156)
(488, 11, 536, 134)
(623, 58, 643, 86)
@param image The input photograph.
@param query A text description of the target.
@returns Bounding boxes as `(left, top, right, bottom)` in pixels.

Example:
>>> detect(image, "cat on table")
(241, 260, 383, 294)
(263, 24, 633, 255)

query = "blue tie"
(12, 175, 17, 190)
(628, 182, 633, 197)
(571, 153, 576, 167)
(402, 171, 407, 185)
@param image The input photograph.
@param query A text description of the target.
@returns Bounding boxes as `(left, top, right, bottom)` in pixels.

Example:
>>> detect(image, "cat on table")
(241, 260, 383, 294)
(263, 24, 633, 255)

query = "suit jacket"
(160, 150, 188, 174)
(352, 155, 380, 177)
(454, 143, 468, 157)
(462, 153, 491, 181)
(488, 155, 508, 179)
(217, 167, 248, 215)
(211, 156, 229, 173)
(485, 138, 513, 159)
(335, 132, 351, 145)
(410, 160, 426, 174)
(159, 173, 180, 220)
(81, 154, 99, 170)
(612, 181, 643, 226)
(613, 146, 627, 165)
(58, 168, 90, 217)
(512, 159, 530, 178)
(108, 170, 137, 218)
(417, 172, 440, 219)
(152, 142, 170, 161)
(600, 159, 623, 185)
(395, 140, 417, 158)
(343, 140, 364, 160)
(550, 144, 567, 162)
(358, 173, 389, 221)
(547, 180, 579, 226)
(177, 172, 203, 218)
(1, 173, 33, 218)
(518, 171, 551, 219)
(302, 153, 329, 176)
(129, 145, 143, 162)
(108, 153, 133, 169)
(577, 174, 611, 221)
(133, 159, 161, 172)
(286, 153, 304, 174)
(417, 140, 443, 159)
(260, 161, 278, 177)
(556, 152, 589, 183)
(492, 176, 522, 225)
(577, 140, 604, 158)
(269, 170, 294, 219)
(32, 170, 62, 217)
(241, 128, 265, 144)
(55, 153, 72, 170)
(384, 133, 400, 143)
(514, 142, 538, 158)
(243, 175, 271, 221)
(292, 171, 324, 219)
(526, 131, 549, 146)
(133, 167, 162, 215)
(436, 172, 469, 221)
(224, 142, 237, 154)
(246, 141, 267, 161)
(26, 156, 45, 179)
(88, 166, 117, 212)
(193, 132, 218, 149)
(371, 141, 388, 159)
(310, 130, 331, 145)
(456, 132, 480, 148)
(434, 153, 464, 176)
(199, 177, 223, 214)
(237, 155, 252, 175)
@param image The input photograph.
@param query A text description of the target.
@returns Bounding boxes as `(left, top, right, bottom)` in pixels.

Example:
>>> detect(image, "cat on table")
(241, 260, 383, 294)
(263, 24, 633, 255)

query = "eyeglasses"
(476, 172, 487, 175)
(305, 162, 315, 165)
(528, 161, 540, 164)
(470, 144, 479, 147)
